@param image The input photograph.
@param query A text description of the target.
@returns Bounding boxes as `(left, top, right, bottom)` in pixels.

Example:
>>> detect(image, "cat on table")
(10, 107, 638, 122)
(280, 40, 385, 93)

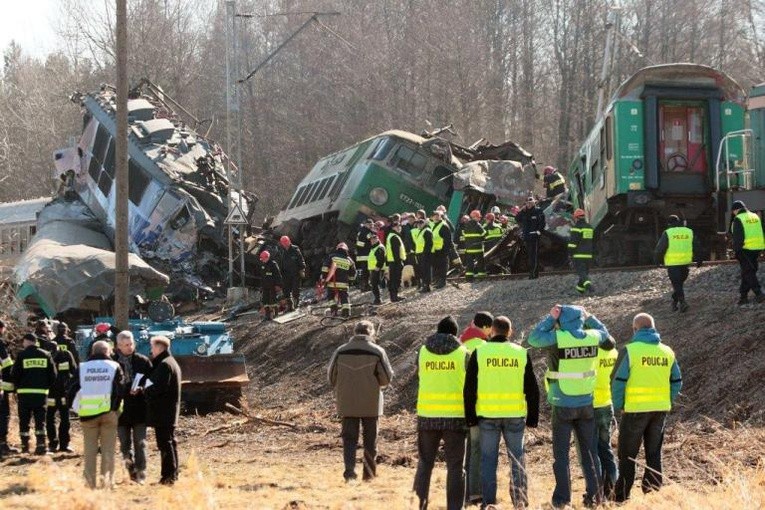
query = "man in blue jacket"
(611, 313, 682, 502)
(528, 304, 615, 508)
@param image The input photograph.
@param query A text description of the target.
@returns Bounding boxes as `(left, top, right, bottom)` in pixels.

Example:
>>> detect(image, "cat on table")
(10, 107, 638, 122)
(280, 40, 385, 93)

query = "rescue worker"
(413, 316, 469, 510)
(483, 212, 504, 253)
(54, 322, 79, 364)
(413, 218, 433, 293)
(70, 340, 124, 488)
(516, 197, 545, 279)
(367, 235, 386, 305)
(279, 235, 306, 311)
(402, 213, 416, 258)
(323, 242, 356, 317)
(654, 215, 701, 312)
(0, 320, 19, 456)
(12, 333, 56, 454)
(729, 201, 765, 304)
(386, 223, 407, 302)
(355, 219, 375, 292)
(464, 316, 540, 508)
(593, 340, 619, 499)
(568, 208, 595, 294)
(88, 322, 114, 355)
(431, 210, 453, 289)
(458, 311, 493, 505)
(543, 165, 567, 199)
(35, 320, 57, 353)
(46, 335, 77, 453)
(498, 214, 511, 233)
(455, 214, 469, 259)
(463, 210, 486, 280)
(258, 250, 283, 320)
(327, 321, 393, 482)
(612, 313, 682, 502)
(528, 305, 615, 508)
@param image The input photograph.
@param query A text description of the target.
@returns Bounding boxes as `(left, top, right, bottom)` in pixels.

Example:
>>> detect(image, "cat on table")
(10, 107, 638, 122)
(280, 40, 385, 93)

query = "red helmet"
(279, 235, 291, 248)
(573, 208, 586, 219)
(336, 242, 348, 251)
(510, 206, 520, 215)
(499, 215, 508, 224)
(94, 323, 111, 335)
(259, 250, 270, 262)
(469, 210, 482, 220)
(484, 212, 495, 222)
(543, 165, 556, 176)
(374, 221, 385, 229)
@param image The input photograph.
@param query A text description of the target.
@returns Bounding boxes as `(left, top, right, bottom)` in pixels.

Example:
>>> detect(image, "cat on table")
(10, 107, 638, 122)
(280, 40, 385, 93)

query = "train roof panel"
(0, 197, 49, 225)
(612, 63, 746, 105)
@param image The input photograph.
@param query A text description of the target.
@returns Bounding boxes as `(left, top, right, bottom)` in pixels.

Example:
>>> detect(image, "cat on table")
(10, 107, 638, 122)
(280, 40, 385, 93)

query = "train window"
(103, 139, 116, 178)
(19, 227, 28, 252)
(392, 145, 427, 178)
(88, 153, 101, 181)
(605, 116, 613, 160)
(92, 124, 110, 165)
(289, 185, 308, 209)
(128, 159, 150, 205)
(599, 128, 606, 189)
(316, 176, 333, 201)
(428, 166, 453, 200)
(370, 137, 396, 161)
(329, 170, 351, 199)
(98, 170, 112, 196)
(296, 182, 317, 208)
(30, 225, 36, 236)
(306, 180, 324, 203)
(170, 205, 191, 230)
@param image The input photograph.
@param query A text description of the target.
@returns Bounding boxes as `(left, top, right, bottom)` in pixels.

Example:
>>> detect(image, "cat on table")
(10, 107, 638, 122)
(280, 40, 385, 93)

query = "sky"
(0, 0, 63, 59)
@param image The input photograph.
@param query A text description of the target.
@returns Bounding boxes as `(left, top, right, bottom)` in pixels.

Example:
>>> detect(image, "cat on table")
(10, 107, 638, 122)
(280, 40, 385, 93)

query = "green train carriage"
(568, 64, 764, 266)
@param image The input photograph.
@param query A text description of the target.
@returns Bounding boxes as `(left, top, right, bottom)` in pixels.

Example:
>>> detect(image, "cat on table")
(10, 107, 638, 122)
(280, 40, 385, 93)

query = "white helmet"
(490, 206, 501, 215)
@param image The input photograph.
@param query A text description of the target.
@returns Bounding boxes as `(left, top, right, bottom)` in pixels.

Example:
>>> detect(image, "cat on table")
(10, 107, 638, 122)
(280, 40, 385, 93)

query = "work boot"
(738, 296, 749, 306)
(0, 442, 19, 455)
(264, 308, 273, 320)
(20, 440, 29, 454)
(679, 300, 689, 313)
(341, 308, 350, 318)
(419, 286, 431, 293)
(372, 298, 382, 305)
(34, 444, 49, 456)
(49, 440, 58, 452)
(59, 445, 74, 453)
(135, 470, 146, 485)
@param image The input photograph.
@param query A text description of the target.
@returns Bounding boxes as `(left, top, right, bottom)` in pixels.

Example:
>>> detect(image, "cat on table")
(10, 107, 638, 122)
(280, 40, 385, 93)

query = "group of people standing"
(0, 320, 182, 488)
(328, 306, 682, 509)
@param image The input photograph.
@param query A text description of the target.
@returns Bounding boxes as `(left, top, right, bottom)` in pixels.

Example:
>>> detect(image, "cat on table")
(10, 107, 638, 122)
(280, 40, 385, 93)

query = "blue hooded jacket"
(528, 305, 613, 408)
(611, 328, 682, 412)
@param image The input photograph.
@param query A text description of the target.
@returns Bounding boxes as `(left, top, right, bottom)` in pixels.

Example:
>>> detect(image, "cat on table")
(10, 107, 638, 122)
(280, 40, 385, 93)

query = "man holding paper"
(114, 331, 152, 484)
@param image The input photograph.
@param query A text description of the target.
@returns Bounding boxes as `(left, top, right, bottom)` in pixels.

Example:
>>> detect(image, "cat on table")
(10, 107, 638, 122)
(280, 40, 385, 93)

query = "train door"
(658, 102, 708, 193)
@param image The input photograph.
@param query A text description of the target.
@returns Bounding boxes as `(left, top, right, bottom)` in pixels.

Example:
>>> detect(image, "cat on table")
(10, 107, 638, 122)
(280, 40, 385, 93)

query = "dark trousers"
(0, 393, 9, 442)
(18, 404, 46, 446)
(413, 429, 466, 510)
(432, 251, 448, 287)
(261, 284, 277, 308)
(282, 274, 301, 307)
(357, 267, 370, 290)
(154, 425, 179, 483)
(551, 405, 601, 506)
(417, 253, 432, 288)
(389, 262, 403, 299)
(526, 235, 540, 278)
(737, 249, 762, 297)
(614, 411, 667, 501)
(594, 405, 618, 496)
(464, 251, 485, 278)
(329, 287, 350, 314)
(46, 401, 70, 448)
(667, 266, 689, 302)
(574, 258, 592, 292)
(370, 270, 382, 302)
(341, 417, 378, 480)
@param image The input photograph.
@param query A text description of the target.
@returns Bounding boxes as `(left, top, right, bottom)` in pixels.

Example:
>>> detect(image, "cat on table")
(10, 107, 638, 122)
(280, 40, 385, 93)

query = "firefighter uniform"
(355, 223, 375, 291)
(46, 346, 77, 452)
(325, 248, 356, 317)
(386, 228, 407, 302)
(12, 342, 56, 454)
(0, 336, 15, 454)
(259, 258, 283, 319)
(568, 218, 594, 293)
(367, 240, 386, 305)
(463, 219, 486, 279)
(483, 221, 503, 252)
(413, 221, 433, 292)
(730, 202, 765, 304)
(544, 170, 566, 199)
(280, 242, 306, 311)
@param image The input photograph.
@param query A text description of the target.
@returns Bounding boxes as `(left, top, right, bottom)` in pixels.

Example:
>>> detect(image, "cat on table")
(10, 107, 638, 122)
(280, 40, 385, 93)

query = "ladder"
(715, 129, 757, 234)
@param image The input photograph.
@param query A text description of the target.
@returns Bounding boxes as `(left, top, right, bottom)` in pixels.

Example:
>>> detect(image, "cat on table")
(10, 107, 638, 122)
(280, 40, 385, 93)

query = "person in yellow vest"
(464, 316, 540, 508)
(593, 343, 619, 499)
(457, 311, 494, 504)
(568, 208, 595, 294)
(69, 340, 124, 488)
(430, 210, 454, 289)
(654, 215, 702, 312)
(730, 201, 765, 305)
(413, 316, 470, 510)
(367, 235, 387, 305)
(412, 218, 434, 293)
(463, 210, 486, 280)
(386, 222, 407, 302)
(611, 313, 682, 502)
(528, 305, 615, 508)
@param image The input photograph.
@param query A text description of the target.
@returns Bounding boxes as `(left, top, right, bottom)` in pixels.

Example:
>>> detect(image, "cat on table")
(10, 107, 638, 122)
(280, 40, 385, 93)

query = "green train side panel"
(447, 190, 463, 227)
(750, 85, 765, 187)
(721, 101, 745, 164)
(613, 101, 645, 194)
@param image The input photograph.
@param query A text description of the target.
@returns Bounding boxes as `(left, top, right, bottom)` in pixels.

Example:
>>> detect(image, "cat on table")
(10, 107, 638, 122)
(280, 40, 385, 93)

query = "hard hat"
(485, 212, 495, 222)
(374, 220, 385, 229)
(469, 210, 482, 220)
(499, 215, 508, 224)
(460, 215, 469, 223)
(491, 206, 501, 214)
(573, 208, 586, 219)
(94, 323, 111, 335)
(259, 250, 270, 262)
(436, 204, 447, 212)
(279, 235, 291, 248)
(336, 242, 348, 251)
(543, 165, 556, 176)
(510, 206, 520, 215)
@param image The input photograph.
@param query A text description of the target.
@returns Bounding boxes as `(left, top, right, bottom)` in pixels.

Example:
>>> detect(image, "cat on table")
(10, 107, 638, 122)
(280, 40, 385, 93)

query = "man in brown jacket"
(328, 321, 394, 482)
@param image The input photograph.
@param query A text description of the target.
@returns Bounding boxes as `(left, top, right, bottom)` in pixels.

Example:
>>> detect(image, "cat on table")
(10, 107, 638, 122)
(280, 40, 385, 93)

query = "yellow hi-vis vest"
(736, 211, 765, 250)
(77, 359, 119, 417)
(416, 346, 467, 418)
(484, 224, 503, 243)
(594, 347, 618, 408)
(367, 243, 385, 271)
(432, 222, 446, 251)
(546, 330, 600, 396)
(461, 337, 486, 354)
(414, 226, 433, 254)
(624, 342, 675, 413)
(664, 227, 693, 266)
(410, 227, 421, 249)
(386, 232, 407, 262)
(476, 342, 527, 418)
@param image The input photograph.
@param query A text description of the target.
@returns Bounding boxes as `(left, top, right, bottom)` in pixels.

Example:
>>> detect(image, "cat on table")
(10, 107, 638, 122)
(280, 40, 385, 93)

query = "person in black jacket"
(35, 320, 57, 353)
(0, 320, 19, 456)
(729, 200, 765, 304)
(516, 196, 546, 279)
(278, 235, 307, 311)
(367, 235, 386, 305)
(12, 333, 57, 454)
(46, 341, 77, 452)
(145, 336, 182, 485)
(431, 210, 454, 289)
(258, 250, 283, 320)
(387, 223, 407, 303)
(54, 322, 80, 364)
(114, 331, 152, 484)
(568, 209, 596, 294)
(355, 219, 375, 292)
(413, 218, 433, 293)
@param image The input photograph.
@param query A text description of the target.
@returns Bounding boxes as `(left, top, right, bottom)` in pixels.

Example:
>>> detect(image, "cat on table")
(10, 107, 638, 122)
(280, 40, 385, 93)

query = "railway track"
(446, 258, 739, 283)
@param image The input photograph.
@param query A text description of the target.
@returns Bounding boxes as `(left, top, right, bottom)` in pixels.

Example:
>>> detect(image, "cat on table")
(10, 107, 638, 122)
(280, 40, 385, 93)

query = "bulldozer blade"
(176, 354, 249, 391)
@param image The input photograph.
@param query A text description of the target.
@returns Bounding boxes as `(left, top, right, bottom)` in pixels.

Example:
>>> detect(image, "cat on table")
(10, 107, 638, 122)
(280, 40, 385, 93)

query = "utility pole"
(114, 0, 129, 329)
